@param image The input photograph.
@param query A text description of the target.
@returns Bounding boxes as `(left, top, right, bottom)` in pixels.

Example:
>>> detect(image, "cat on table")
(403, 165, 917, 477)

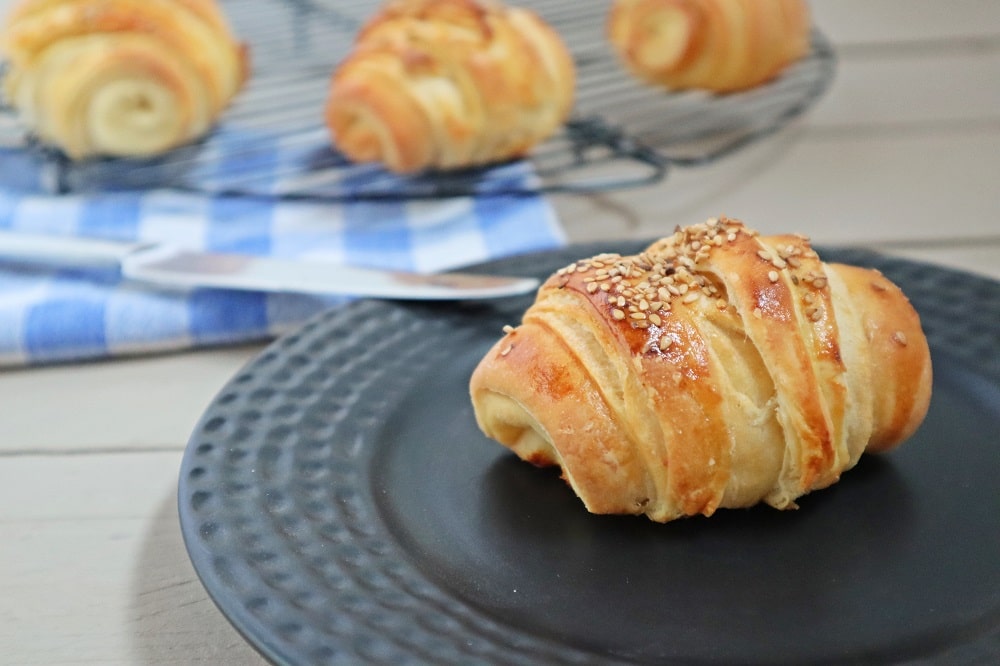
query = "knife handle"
(0, 229, 150, 270)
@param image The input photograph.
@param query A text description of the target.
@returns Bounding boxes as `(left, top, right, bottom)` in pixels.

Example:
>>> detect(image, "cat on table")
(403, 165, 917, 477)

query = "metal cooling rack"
(0, 0, 836, 200)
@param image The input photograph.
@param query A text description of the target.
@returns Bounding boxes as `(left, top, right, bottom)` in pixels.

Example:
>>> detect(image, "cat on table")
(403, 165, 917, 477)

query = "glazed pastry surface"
(470, 218, 932, 522)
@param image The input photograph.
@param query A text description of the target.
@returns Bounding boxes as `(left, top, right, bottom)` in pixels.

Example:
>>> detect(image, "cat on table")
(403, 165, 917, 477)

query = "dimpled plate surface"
(178, 243, 1000, 665)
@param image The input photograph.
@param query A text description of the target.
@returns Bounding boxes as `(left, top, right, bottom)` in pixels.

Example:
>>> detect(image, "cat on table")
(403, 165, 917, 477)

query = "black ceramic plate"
(178, 243, 1000, 665)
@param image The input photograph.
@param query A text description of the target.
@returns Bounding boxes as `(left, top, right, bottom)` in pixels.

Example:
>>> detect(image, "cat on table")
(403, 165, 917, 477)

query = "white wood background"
(1, 1, 998, 663)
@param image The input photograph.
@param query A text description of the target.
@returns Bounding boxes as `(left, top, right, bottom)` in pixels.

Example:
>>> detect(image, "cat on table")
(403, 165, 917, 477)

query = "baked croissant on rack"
(324, 0, 575, 173)
(607, 0, 811, 93)
(0, 0, 249, 159)
(470, 218, 932, 523)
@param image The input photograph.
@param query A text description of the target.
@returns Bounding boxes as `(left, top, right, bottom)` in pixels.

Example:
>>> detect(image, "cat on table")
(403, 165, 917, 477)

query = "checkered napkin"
(0, 149, 565, 367)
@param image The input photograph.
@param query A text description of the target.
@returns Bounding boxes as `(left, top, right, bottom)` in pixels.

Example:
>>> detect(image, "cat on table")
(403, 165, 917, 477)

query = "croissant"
(469, 218, 932, 523)
(607, 0, 811, 93)
(0, 0, 249, 159)
(324, 0, 575, 173)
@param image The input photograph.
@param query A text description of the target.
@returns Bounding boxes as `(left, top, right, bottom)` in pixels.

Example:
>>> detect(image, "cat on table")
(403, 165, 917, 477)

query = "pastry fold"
(470, 218, 932, 522)
(607, 0, 811, 93)
(325, 0, 575, 173)
(1, 0, 249, 158)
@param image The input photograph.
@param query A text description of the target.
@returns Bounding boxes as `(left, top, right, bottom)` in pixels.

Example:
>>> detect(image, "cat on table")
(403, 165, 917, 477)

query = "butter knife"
(0, 230, 539, 300)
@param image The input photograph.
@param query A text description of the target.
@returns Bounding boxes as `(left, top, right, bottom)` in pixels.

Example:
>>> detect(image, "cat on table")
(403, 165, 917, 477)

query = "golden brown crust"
(607, 0, 811, 93)
(469, 217, 933, 522)
(830, 263, 933, 451)
(324, 0, 575, 173)
(0, 0, 248, 158)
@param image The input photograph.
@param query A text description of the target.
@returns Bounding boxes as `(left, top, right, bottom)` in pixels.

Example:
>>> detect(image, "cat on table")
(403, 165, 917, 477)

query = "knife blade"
(0, 230, 540, 300)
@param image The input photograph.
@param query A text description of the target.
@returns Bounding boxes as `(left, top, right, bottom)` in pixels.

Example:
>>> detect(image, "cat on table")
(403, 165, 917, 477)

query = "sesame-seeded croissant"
(324, 0, 575, 173)
(469, 218, 932, 523)
(0, 0, 249, 159)
(607, 0, 811, 93)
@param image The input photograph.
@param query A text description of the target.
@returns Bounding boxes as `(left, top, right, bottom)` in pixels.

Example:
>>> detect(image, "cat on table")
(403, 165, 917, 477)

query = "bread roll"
(470, 218, 932, 523)
(0, 0, 249, 159)
(607, 0, 811, 93)
(325, 0, 575, 173)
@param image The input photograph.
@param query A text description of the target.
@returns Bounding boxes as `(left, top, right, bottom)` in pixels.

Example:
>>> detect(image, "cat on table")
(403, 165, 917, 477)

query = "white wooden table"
(1, 1, 998, 663)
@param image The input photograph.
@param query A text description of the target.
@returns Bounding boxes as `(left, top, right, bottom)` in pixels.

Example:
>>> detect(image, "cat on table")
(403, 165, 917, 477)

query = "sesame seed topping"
(892, 331, 908, 346)
(500, 344, 513, 356)
(552, 218, 830, 340)
(502, 324, 515, 334)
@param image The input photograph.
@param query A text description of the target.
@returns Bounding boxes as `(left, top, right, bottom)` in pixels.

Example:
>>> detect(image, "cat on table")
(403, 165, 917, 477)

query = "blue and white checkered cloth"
(0, 147, 565, 367)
